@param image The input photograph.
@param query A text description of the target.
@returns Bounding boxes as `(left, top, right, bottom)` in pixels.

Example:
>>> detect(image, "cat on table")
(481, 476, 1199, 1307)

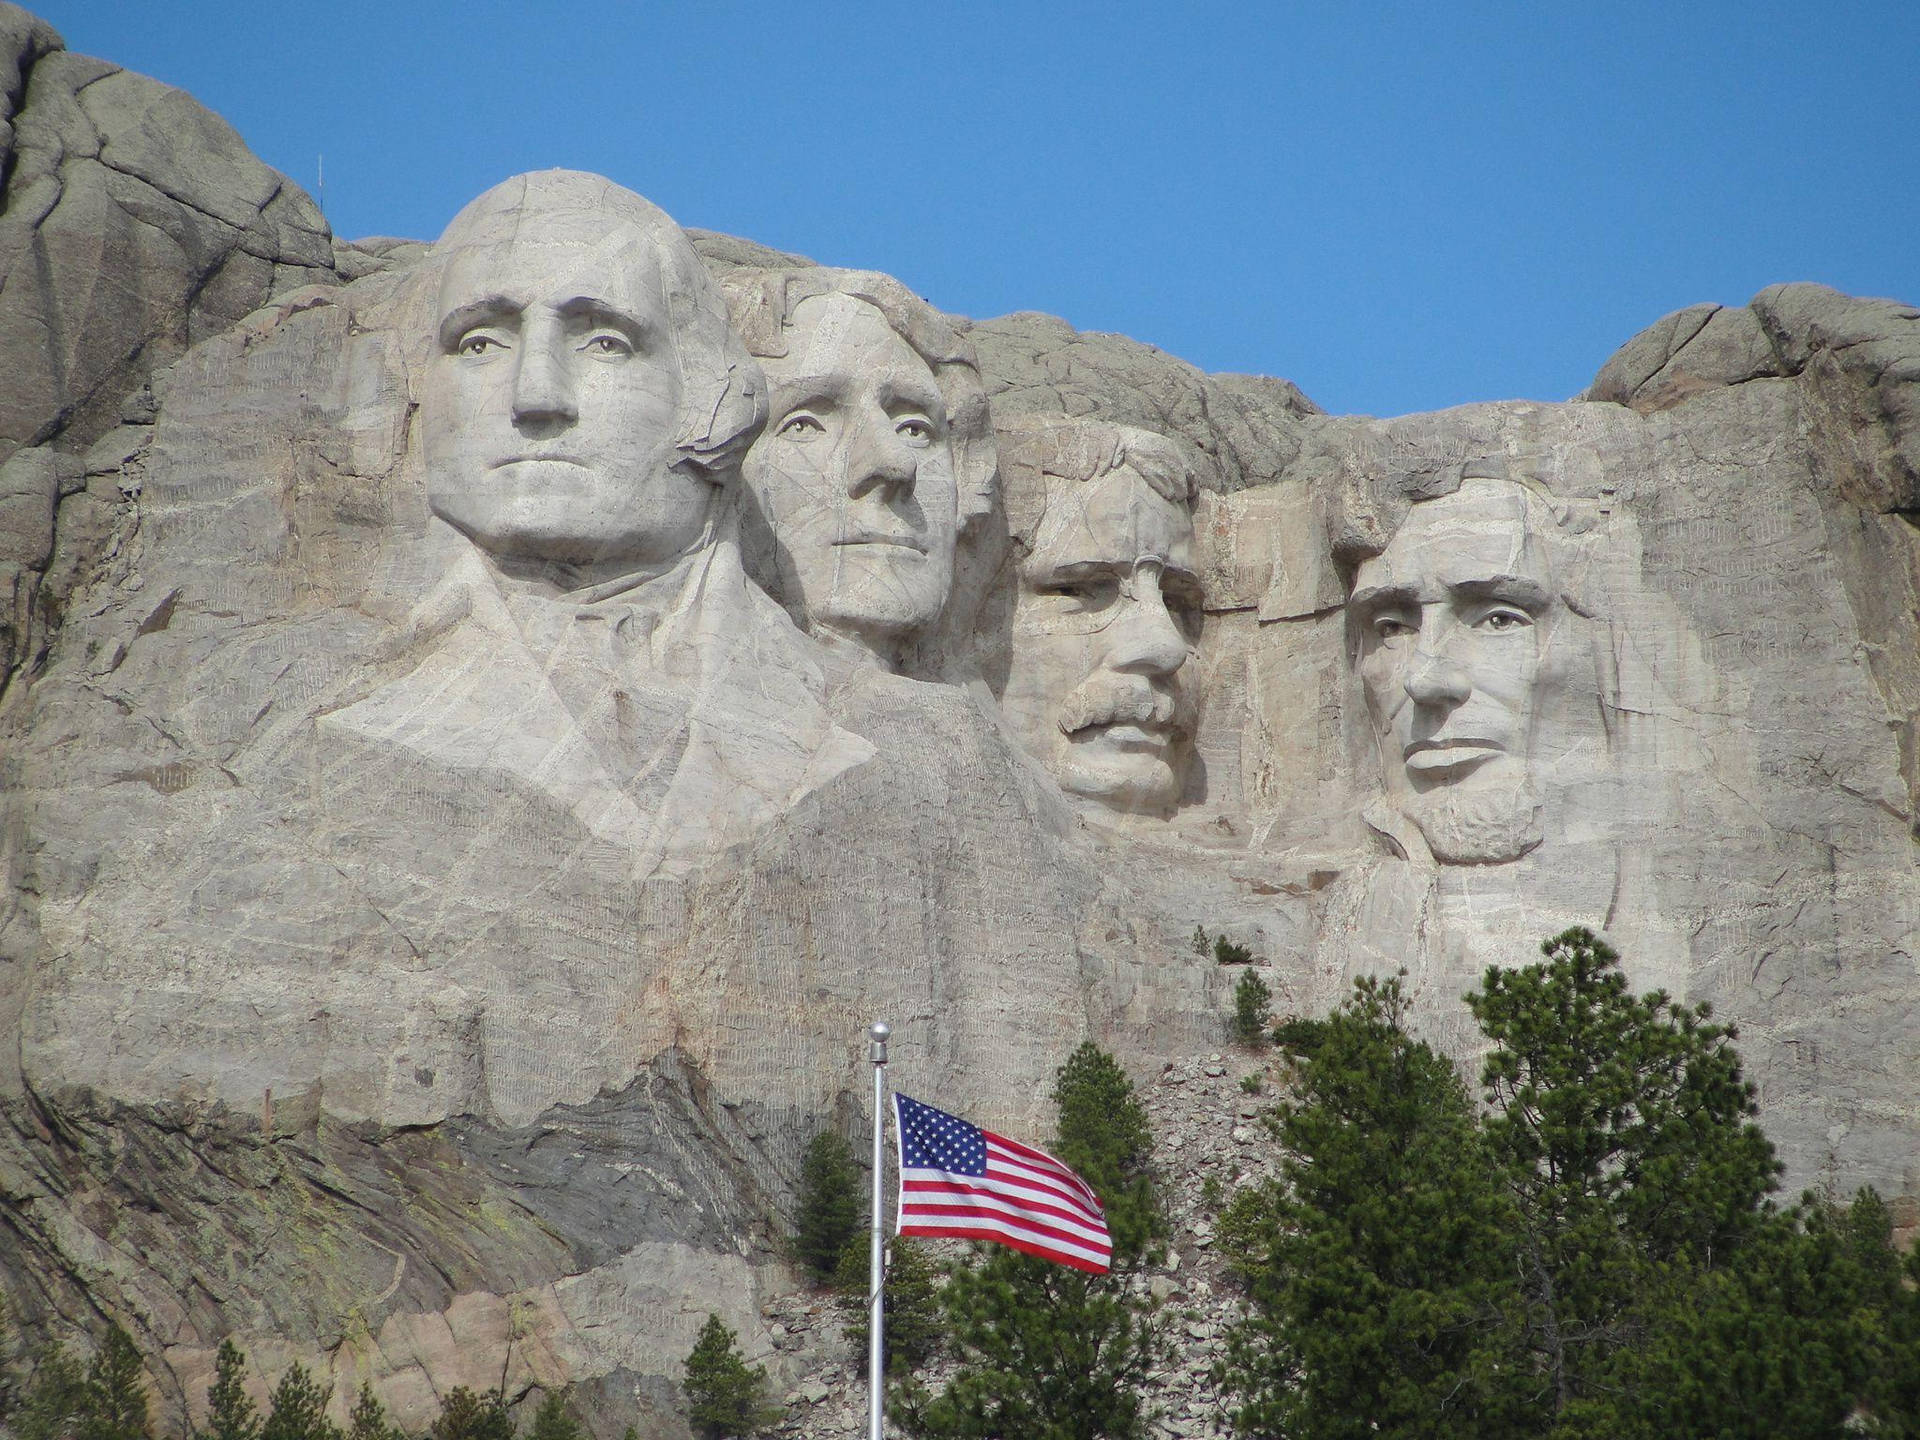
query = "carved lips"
(1403, 737, 1506, 779)
(832, 530, 929, 555)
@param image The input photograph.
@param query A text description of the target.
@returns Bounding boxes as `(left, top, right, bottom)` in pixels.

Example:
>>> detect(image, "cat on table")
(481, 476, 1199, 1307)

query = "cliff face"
(1, 7, 1917, 1436)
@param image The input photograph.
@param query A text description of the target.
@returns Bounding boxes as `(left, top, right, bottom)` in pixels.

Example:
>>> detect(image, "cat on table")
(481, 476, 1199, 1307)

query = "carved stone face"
(742, 292, 958, 653)
(421, 209, 708, 570)
(1349, 478, 1564, 862)
(1000, 466, 1202, 812)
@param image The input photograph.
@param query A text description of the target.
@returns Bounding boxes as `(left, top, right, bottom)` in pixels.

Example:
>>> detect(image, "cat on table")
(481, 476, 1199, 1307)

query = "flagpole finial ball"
(869, 1021, 891, 1042)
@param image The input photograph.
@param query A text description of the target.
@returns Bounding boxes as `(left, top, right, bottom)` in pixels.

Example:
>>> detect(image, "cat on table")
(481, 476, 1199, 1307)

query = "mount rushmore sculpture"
(1, 13, 1917, 1435)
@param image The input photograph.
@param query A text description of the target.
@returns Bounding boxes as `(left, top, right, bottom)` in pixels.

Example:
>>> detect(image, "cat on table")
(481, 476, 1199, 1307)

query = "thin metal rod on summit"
(867, 1021, 891, 1440)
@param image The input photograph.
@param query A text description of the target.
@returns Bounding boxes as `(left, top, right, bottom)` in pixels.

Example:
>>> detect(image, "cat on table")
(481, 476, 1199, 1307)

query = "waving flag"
(892, 1093, 1112, 1274)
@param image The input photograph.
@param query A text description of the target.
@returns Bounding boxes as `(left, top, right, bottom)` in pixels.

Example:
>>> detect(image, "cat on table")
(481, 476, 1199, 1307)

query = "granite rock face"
(1, 13, 1918, 1439)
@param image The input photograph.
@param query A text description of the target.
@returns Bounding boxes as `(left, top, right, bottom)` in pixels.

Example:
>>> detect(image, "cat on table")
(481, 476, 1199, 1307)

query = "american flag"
(892, 1093, 1112, 1274)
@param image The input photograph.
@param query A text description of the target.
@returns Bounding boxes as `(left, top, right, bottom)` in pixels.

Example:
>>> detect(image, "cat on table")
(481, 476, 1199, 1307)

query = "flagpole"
(867, 1021, 891, 1440)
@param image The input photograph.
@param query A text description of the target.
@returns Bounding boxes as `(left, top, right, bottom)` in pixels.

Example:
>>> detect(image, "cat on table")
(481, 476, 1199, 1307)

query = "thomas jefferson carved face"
(1000, 439, 1202, 813)
(742, 292, 959, 655)
(1348, 478, 1567, 862)
(421, 189, 712, 574)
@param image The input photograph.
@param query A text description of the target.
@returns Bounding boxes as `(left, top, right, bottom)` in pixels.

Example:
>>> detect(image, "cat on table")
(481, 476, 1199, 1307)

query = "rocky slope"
(0, 7, 1917, 1439)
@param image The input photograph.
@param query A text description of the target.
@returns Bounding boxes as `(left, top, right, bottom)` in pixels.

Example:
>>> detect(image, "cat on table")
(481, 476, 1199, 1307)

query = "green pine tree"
(426, 1389, 511, 1440)
(15, 1341, 87, 1440)
(1220, 974, 1533, 1440)
(200, 1341, 259, 1440)
(258, 1364, 339, 1440)
(1231, 970, 1272, 1047)
(80, 1327, 150, 1440)
(835, 1235, 947, 1377)
(1219, 929, 1919, 1440)
(343, 1384, 402, 1440)
(523, 1390, 584, 1440)
(1466, 926, 1781, 1431)
(793, 1129, 864, 1283)
(904, 1042, 1165, 1440)
(682, 1315, 779, 1440)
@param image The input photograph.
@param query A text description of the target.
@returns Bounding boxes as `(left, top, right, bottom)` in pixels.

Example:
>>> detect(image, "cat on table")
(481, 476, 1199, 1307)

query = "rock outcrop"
(0, 10, 1917, 1439)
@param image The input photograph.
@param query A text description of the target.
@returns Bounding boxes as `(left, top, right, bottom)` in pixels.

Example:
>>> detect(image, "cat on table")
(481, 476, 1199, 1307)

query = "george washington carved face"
(420, 172, 761, 581)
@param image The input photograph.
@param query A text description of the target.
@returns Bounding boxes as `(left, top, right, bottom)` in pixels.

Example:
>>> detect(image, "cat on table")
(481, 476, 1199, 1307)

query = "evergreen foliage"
(1219, 929, 1920, 1440)
(16, 1342, 87, 1440)
(199, 1342, 258, 1440)
(1219, 974, 1529, 1439)
(1230, 971, 1272, 1047)
(1212, 935, 1253, 966)
(793, 1129, 864, 1283)
(81, 1327, 151, 1440)
(1191, 926, 1209, 957)
(425, 1389, 510, 1440)
(903, 1042, 1164, 1440)
(522, 1391, 583, 1440)
(342, 1385, 403, 1440)
(834, 1236, 947, 1377)
(257, 1365, 338, 1440)
(682, 1315, 779, 1440)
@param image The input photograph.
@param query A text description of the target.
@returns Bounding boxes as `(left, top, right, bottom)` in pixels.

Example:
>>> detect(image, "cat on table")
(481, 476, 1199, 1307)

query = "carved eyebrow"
(554, 296, 654, 342)
(1446, 576, 1552, 610)
(1347, 581, 1420, 613)
(877, 374, 945, 415)
(438, 296, 521, 350)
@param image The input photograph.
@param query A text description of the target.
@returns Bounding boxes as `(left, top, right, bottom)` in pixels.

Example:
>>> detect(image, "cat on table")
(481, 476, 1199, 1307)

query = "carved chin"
(1404, 778, 1543, 864)
(1052, 736, 1183, 815)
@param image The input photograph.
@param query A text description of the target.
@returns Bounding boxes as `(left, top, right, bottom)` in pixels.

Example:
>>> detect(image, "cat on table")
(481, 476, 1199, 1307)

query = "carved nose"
(511, 326, 578, 427)
(1403, 648, 1471, 706)
(1109, 570, 1189, 677)
(846, 414, 917, 501)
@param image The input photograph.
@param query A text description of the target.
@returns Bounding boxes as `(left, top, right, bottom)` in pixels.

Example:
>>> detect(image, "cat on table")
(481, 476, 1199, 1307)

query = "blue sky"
(33, 2, 1920, 419)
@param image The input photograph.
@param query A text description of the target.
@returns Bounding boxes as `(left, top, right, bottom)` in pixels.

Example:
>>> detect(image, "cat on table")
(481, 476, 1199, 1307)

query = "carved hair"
(994, 413, 1198, 549)
(427, 170, 766, 479)
(719, 267, 997, 528)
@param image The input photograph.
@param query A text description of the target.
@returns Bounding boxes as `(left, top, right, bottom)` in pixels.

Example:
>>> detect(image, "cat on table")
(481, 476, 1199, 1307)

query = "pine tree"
(426, 1388, 511, 1440)
(258, 1364, 338, 1440)
(1219, 929, 1919, 1440)
(1231, 970, 1272, 1047)
(15, 1341, 87, 1440)
(523, 1390, 584, 1440)
(682, 1315, 779, 1440)
(343, 1385, 402, 1440)
(200, 1341, 259, 1440)
(793, 1129, 864, 1283)
(80, 1327, 150, 1440)
(1466, 926, 1781, 1429)
(905, 1042, 1164, 1440)
(1220, 975, 1532, 1440)
(835, 1235, 947, 1377)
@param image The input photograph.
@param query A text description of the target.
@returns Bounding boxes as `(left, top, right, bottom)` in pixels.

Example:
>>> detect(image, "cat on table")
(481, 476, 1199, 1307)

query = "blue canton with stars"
(897, 1095, 987, 1176)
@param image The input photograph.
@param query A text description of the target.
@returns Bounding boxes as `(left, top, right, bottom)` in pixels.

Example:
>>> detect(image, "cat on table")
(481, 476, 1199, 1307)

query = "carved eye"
(777, 412, 827, 440)
(1372, 614, 1416, 641)
(896, 417, 935, 448)
(456, 332, 508, 358)
(1477, 608, 1533, 633)
(1037, 577, 1120, 610)
(581, 332, 632, 358)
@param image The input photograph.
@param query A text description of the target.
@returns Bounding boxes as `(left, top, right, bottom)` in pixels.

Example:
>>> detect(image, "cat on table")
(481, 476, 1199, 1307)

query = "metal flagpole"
(867, 1021, 891, 1440)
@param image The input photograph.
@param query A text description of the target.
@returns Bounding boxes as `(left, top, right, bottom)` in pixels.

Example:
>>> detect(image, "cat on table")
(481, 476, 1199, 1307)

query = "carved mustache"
(1057, 676, 1189, 738)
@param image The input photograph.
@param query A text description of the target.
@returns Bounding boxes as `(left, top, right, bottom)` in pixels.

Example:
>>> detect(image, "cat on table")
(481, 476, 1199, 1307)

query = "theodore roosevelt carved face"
(997, 417, 1202, 814)
(420, 171, 762, 583)
(1347, 477, 1570, 863)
